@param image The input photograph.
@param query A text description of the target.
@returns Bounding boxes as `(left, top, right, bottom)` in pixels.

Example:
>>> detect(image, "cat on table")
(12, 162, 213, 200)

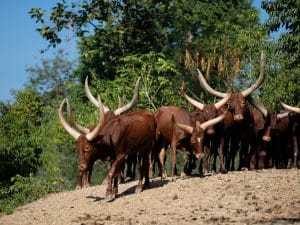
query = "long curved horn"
(214, 92, 232, 110)
(58, 99, 81, 140)
(241, 50, 266, 97)
(84, 76, 110, 112)
(181, 81, 205, 110)
(199, 111, 226, 131)
(280, 101, 300, 113)
(114, 77, 141, 115)
(86, 95, 105, 141)
(172, 114, 193, 134)
(277, 111, 289, 120)
(66, 99, 91, 134)
(197, 69, 227, 98)
(247, 97, 268, 117)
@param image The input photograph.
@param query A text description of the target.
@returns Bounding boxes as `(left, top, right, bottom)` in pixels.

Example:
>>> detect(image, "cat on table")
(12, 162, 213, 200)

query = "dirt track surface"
(0, 169, 299, 225)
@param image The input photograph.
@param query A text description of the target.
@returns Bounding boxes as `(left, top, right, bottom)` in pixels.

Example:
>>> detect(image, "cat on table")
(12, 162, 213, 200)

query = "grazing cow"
(154, 105, 227, 178)
(59, 97, 156, 201)
(181, 82, 231, 174)
(58, 78, 141, 188)
(197, 50, 267, 170)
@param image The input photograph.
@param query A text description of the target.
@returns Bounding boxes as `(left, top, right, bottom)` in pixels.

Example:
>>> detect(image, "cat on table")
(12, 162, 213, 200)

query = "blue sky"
(0, 1, 77, 102)
(0, 0, 267, 102)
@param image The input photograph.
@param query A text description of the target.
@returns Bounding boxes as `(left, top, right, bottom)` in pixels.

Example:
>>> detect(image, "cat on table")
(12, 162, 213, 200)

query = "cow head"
(181, 81, 231, 134)
(261, 102, 300, 142)
(262, 110, 289, 142)
(197, 51, 266, 122)
(58, 96, 105, 187)
(173, 111, 227, 158)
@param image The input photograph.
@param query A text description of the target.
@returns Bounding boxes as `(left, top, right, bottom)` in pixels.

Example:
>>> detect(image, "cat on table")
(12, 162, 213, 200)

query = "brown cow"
(58, 97, 106, 188)
(84, 76, 141, 182)
(181, 82, 231, 174)
(262, 102, 300, 168)
(58, 78, 141, 188)
(59, 97, 156, 201)
(154, 105, 227, 178)
(197, 51, 267, 170)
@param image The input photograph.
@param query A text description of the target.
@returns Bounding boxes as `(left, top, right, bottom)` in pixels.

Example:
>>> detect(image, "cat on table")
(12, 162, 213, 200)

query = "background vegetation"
(0, 0, 299, 214)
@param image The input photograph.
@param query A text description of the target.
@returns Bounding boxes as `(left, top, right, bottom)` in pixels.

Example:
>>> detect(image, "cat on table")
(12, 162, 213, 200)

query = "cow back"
(154, 106, 191, 142)
(99, 110, 155, 155)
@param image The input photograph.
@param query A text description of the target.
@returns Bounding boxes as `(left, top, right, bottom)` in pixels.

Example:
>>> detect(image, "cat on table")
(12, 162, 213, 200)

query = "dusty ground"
(0, 169, 299, 225)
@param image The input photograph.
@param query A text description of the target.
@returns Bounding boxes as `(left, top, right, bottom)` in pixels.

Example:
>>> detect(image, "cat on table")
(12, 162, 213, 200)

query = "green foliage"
(262, 0, 300, 67)
(0, 89, 45, 181)
(261, 43, 300, 109)
(117, 52, 182, 110)
(0, 174, 62, 214)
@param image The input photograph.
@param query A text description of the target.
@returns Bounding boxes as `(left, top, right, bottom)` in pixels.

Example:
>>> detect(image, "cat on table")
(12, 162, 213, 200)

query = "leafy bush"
(0, 174, 63, 214)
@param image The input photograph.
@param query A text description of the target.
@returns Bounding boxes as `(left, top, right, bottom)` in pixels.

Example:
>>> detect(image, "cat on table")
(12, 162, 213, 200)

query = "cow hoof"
(75, 185, 82, 190)
(221, 169, 227, 174)
(105, 194, 116, 202)
(135, 186, 143, 193)
(180, 172, 188, 179)
(161, 172, 167, 179)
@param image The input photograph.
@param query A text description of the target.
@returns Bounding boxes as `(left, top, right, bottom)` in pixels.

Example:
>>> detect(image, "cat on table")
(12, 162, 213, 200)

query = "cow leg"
(158, 146, 167, 179)
(292, 135, 298, 168)
(230, 136, 240, 171)
(76, 175, 83, 189)
(105, 154, 126, 202)
(223, 136, 231, 171)
(218, 141, 227, 174)
(148, 151, 154, 178)
(170, 141, 177, 178)
(136, 153, 150, 193)
(217, 136, 227, 173)
(203, 144, 210, 175)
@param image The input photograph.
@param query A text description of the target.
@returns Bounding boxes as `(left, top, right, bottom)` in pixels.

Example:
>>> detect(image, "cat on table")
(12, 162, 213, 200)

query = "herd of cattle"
(58, 51, 299, 201)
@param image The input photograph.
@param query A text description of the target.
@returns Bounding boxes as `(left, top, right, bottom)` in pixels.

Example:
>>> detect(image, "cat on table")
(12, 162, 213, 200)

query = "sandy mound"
(0, 169, 299, 225)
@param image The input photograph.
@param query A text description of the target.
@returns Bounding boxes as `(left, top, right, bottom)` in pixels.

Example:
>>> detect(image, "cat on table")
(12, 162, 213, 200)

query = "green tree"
(25, 49, 77, 103)
(0, 89, 44, 182)
(29, 0, 262, 84)
(262, 0, 300, 68)
(261, 0, 300, 106)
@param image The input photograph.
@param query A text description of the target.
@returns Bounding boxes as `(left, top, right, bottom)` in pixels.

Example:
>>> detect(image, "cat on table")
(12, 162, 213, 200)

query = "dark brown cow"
(154, 105, 227, 178)
(181, 82, 231, 174)
(197, 51, 266, 170)
(94, 108, 156, 201)
(59, 97, 156, 201)
(262, 102, 300, 168)
(58, 97, 106, 188)
(84, 76, 141, 182)
(58, 78, 141, 188)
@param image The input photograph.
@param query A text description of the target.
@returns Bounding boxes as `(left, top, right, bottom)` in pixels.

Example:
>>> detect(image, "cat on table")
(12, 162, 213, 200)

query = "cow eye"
(85, 146, 90, 152)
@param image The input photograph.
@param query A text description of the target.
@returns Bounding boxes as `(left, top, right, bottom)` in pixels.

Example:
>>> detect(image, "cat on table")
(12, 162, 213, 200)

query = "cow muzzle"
(234, 114, 244, 121)
(79, 163, 87, 172)
(262, 136, 271, 142)
(195, 152, 205, 159)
